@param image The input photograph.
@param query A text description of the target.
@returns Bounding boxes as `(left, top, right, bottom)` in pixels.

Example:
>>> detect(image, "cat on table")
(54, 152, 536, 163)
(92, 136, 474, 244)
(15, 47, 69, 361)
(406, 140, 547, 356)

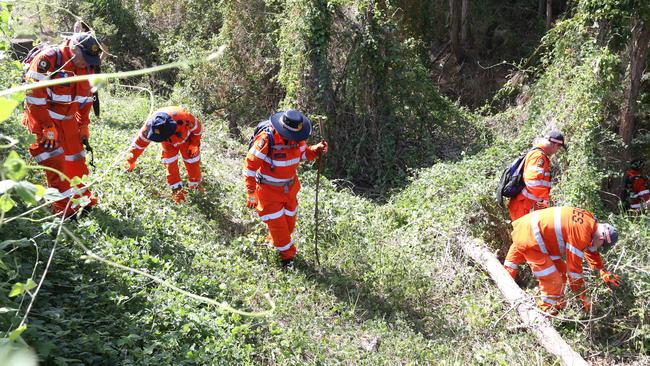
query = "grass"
(0, 88, 556, 365)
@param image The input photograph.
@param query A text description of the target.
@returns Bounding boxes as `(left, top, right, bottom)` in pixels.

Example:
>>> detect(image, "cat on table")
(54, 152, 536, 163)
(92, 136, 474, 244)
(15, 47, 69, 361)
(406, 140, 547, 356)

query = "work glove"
(172, 187, 186, 204)
(578, 293, 591, 313)
(79, 124, 90, 144)
(600, 271, 621, 288)
(41, 125, 59, 149)
(188, 143, 200, 158)
(246, 191, 257, 208)
(124, 152, 137, 172)
(534, 200, 548, 210)
(311, 140, 328, 156)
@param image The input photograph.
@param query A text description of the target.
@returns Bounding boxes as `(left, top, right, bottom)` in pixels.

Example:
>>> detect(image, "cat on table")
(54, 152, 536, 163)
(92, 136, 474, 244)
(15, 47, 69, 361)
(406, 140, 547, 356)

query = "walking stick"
(313, 118, 326, 267)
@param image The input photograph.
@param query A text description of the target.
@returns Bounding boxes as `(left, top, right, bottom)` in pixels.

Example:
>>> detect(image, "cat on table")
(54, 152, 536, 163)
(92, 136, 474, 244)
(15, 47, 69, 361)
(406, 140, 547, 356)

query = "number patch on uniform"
(571, 208, 586, 224)
(274, 153, 286, 159)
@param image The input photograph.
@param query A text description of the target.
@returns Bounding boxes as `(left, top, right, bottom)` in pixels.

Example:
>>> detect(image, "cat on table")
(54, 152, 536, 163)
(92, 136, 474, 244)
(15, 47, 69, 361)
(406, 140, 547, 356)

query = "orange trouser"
(161, 143, 201, 189)
(24, 114, 94, 212)
(256, 196, 298, 261)
(504, 241, 565, 312)
(508, 195, 536, 221)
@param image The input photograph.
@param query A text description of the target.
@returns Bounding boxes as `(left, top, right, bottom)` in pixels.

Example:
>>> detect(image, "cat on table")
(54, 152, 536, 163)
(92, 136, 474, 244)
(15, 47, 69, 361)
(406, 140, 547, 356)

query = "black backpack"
(496, 147, 543, 206)
(248, 120, 276, 169)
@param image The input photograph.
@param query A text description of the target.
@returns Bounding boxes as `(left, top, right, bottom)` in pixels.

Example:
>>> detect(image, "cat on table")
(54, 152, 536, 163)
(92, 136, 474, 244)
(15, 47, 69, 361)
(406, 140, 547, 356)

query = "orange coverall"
(243, 129, 319, 261)
(508, 145, 552, 221)
(127, 106, 202, 191)
(22, 40, 96, 214)
(504, 206, 606, 312)
(626, 169, 649, 209)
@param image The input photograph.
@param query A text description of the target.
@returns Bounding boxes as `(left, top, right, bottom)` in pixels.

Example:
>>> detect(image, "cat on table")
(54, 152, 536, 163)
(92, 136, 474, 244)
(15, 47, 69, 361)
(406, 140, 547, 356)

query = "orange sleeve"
(243, 132, 269, 192)
(127, 122, 152, 162)
(24, 52, 57, 128)
(522, 149, 551, 202)
(189, 117, 202, 137)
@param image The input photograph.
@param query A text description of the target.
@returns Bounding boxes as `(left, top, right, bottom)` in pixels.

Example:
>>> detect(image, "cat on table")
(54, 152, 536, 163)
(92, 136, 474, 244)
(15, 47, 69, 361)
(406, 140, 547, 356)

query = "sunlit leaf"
(8, 282, 23, 297)
(0, 193, 15, 213)
(8, 325, 26, 341)
(24, 279, 36, 291)
(43, 188, 63, 202)
(0, 97, 19, 123)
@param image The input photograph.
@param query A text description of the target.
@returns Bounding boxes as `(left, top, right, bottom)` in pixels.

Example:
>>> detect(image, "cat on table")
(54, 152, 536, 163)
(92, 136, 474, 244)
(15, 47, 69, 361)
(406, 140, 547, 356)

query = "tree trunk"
(460, 238, 589, 366)
(461, 0, 470, 48)
(546, 0, 553, 29)
(620, 17, 650, 162)
(449, 0, 463, 63)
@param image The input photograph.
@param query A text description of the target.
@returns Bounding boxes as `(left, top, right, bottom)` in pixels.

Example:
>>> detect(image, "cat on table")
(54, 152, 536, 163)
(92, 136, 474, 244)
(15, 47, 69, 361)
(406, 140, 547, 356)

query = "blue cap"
(71, 32, 102, 66)
(270, 109, 312, 141)
(146, 112, 177, 142)
(546, 130, 566, 149)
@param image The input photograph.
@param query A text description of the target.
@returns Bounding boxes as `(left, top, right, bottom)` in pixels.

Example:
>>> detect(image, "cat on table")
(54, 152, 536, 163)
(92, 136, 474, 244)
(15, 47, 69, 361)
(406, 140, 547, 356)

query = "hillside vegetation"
(1, 0, 649, 365)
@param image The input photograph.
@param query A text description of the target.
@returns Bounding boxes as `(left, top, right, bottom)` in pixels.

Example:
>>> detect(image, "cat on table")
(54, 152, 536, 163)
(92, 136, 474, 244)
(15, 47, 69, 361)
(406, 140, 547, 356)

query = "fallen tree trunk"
(461, 238, 589, 366)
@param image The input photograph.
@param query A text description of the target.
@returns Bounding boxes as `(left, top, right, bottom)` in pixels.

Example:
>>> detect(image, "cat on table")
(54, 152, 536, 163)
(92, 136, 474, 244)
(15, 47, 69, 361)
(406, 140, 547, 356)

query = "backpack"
(496, 147, 543, 206)
(21, 43, 62, 83)
(248, 120, 276, 170)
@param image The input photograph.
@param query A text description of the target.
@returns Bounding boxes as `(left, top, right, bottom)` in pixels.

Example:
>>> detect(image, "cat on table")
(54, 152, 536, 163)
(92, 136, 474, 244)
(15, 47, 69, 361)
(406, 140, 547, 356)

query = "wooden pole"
(313, 118, 326, 267)
(461, 238, 589, 366)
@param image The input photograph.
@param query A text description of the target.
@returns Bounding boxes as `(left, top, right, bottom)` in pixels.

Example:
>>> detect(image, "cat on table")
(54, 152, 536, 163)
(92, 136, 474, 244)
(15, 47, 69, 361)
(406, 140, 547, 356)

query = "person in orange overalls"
(22, 33, 102, 216)
(625, 160, 649, 210)
(503, 206, 621, 314)
(243, 109, 328, 266)
(125, 106, 202, 203)
(508, 131, 566, 221)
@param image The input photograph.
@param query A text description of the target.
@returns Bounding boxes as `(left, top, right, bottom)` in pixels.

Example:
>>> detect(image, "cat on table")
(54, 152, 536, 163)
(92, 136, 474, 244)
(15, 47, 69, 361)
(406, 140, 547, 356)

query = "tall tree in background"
(461, 0, 470, 49)
(546, 0, 553, 28)
(620, 16, 650, 161)
(449, 0, 464, 62)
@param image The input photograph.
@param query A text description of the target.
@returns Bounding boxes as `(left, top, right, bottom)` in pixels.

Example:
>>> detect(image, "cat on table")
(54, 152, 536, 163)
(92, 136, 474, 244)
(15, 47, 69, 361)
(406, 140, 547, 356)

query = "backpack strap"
(263, 125, 276, 170)
(54, 48, 62, 70)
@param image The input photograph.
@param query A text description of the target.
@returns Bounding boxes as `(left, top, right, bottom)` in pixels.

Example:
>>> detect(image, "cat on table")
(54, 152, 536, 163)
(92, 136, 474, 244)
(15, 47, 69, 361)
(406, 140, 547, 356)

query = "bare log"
(461, 238, 589, 366)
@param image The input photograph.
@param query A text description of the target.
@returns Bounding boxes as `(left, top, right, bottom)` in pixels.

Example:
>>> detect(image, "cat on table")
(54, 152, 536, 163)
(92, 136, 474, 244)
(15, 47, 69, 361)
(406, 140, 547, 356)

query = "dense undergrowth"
(0, 91, 547, 365)
(1, 0, 649, 364)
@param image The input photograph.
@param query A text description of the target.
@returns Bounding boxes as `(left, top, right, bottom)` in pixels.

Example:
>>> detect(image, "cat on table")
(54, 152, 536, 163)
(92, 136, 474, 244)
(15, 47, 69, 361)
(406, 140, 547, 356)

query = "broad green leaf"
(0, 239, 31, 251)
(8, 325, 26, 341)
(0, 307, 16, 314)
(3, 151, 27, 181)
(24, 279, 37, 291)
(33, 184, 46, 200)
(13, 182, 39, 206)
(0, 97, 19, 123)
(70, 176, 82, 186)
(0, 194, 15, 213)
(8, 282, 23, 297)
(44, 188, 63, 202)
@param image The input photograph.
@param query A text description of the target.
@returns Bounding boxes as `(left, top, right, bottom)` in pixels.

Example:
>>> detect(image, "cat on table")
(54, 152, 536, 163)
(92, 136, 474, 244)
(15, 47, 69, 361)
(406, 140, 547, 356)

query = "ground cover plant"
(0, 0, 649, 364)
